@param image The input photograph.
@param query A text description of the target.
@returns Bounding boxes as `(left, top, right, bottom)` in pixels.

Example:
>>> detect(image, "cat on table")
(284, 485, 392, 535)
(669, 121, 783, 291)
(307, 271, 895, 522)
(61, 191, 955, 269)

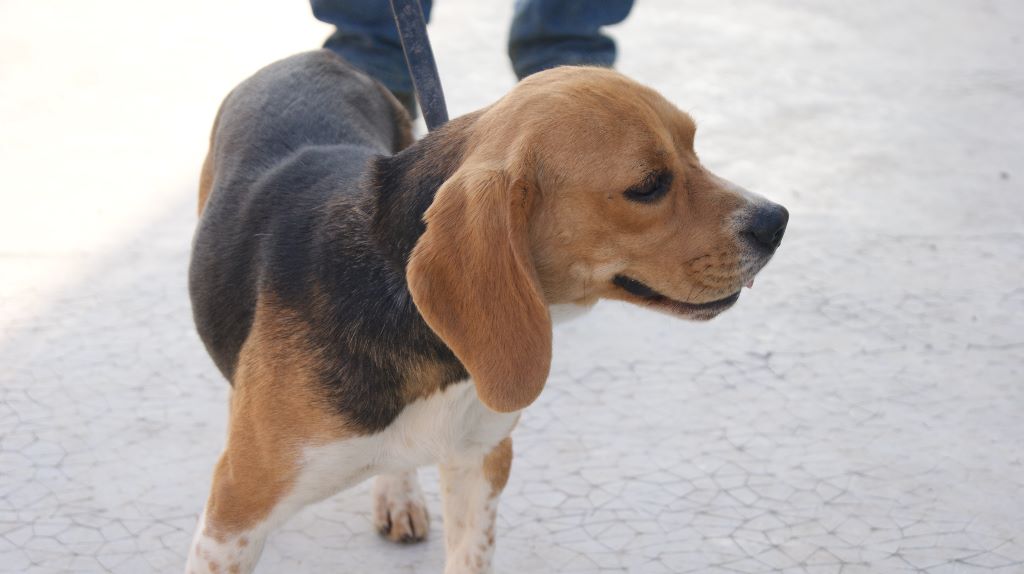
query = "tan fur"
(402, 358, 458, 403)
(409, 66, 757, 414)
(512, 68, 749, 308)
(202, 293, 348, 537)
(408, 168, 552, 414)
(482, 437, 513, 494)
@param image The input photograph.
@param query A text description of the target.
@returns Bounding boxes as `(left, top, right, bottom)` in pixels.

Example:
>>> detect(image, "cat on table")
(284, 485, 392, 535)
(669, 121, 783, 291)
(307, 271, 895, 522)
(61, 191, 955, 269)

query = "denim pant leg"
(310, 0, 433, 97)
(508, 0, 635, 80)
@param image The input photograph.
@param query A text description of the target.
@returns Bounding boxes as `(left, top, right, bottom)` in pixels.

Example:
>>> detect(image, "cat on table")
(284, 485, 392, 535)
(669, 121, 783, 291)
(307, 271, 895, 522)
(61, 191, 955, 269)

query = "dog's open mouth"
(612, 274, 741, 317)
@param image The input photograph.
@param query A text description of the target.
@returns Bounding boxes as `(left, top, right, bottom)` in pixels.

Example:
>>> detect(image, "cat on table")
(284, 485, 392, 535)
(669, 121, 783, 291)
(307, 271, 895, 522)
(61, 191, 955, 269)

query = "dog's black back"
(189, 51, 471, 430)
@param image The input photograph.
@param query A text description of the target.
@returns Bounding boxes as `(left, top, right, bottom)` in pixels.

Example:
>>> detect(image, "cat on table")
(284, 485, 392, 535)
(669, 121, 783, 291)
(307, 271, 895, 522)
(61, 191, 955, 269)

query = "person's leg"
(508, 0, 634, 80)
(310, 0, 434, 114)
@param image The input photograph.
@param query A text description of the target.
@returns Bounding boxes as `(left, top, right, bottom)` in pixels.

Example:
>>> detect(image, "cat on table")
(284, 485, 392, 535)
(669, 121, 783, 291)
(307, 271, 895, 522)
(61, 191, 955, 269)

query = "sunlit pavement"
(1, 1, 1022, 572)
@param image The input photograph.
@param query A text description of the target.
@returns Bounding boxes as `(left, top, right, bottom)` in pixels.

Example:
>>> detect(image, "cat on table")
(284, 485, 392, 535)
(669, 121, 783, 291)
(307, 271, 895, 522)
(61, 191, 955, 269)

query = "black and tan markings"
(190, 52, 471, 434)
(188, 48, 786, 572)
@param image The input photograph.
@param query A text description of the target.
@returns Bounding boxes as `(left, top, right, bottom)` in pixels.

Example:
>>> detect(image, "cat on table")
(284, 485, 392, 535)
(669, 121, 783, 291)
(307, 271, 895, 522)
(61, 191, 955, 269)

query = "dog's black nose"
(744, 204, 789, 251)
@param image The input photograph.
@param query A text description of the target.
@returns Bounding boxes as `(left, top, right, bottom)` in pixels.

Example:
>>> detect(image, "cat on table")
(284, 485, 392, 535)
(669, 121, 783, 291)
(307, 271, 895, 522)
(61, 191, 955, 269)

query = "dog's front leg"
(439, 437, 513, 574)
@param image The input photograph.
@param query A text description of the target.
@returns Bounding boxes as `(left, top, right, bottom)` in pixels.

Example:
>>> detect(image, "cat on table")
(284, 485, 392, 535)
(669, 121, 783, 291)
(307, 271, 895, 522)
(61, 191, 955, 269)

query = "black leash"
(389, 0, 448, 131)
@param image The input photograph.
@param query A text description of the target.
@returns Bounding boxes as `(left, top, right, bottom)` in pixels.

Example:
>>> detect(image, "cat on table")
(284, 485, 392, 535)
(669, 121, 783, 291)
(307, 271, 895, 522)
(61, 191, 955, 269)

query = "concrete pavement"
(1, 1, 1022, 572)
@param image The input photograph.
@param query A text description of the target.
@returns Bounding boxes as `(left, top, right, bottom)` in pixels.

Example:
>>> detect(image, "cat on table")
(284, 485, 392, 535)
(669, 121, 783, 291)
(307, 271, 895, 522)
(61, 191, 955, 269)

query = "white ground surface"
(2, 1, 1023, 572)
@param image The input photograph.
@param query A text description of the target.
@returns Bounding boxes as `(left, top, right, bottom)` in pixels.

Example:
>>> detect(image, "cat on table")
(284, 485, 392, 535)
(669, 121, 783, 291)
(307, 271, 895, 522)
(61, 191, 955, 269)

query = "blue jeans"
(310, 0, 634, 97)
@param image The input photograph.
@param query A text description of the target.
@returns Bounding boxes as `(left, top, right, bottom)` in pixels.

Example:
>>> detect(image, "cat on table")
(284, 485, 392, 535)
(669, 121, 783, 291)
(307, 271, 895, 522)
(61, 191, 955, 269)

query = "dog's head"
(407, 66, 788, 413)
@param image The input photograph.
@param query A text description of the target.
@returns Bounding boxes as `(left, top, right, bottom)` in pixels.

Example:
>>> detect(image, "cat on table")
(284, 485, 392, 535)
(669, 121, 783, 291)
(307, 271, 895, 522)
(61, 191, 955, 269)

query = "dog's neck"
(304, 118, 480, 413)
(368, 111, 480, 268)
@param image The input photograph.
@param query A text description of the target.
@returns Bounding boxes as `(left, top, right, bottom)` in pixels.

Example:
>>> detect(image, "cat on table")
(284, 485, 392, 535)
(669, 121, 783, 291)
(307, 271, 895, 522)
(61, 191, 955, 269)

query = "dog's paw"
(373, 472, 430, 543)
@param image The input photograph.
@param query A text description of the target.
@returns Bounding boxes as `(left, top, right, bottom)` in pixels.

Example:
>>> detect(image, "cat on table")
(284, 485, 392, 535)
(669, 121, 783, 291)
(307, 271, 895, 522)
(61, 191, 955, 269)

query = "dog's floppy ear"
(407, 164, 551, 413)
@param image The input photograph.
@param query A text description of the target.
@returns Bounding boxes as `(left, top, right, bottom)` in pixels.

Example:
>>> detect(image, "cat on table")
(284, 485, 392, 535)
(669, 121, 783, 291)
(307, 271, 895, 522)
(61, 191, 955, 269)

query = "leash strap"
(389, 0, 449, 131)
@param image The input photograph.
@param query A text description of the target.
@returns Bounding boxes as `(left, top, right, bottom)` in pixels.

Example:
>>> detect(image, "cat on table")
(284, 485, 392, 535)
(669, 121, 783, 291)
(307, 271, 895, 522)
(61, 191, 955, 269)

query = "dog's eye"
(624, 171, 673, 204)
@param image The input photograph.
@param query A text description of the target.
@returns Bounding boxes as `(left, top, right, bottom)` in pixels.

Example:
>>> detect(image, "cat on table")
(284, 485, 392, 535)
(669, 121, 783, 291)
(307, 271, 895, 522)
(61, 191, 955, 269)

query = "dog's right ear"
(407, 164, 552, 413)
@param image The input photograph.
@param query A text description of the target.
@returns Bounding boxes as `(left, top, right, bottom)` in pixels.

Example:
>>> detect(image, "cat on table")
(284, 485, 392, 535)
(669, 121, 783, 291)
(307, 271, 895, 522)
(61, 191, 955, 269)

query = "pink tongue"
(745, 279, 755, 288)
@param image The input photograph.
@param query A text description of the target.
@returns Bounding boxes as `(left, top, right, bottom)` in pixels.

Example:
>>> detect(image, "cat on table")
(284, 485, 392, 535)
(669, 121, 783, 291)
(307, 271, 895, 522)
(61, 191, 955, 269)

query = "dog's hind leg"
(373, 470, 431, 543)
(185, 395, 304, 574)
(186, 298, 366, 574)
(185, 386, 372, 574)
(439, 437, 513, 574)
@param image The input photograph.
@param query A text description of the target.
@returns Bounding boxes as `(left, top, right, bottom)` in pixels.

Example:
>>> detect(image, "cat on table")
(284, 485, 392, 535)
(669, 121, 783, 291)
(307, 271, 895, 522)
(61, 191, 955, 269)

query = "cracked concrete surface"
(1, 0, 1022, 572)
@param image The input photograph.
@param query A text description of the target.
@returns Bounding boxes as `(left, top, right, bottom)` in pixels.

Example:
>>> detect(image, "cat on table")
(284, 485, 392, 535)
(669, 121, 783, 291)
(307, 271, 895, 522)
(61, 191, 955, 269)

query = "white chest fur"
(294, 303, 590, 501)
(292, 381, 520, 506)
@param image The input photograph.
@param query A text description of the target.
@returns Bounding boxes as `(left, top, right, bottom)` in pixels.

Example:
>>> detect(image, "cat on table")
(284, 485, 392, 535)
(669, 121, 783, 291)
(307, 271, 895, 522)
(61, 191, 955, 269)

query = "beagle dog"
(186, 50, 787, 574)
